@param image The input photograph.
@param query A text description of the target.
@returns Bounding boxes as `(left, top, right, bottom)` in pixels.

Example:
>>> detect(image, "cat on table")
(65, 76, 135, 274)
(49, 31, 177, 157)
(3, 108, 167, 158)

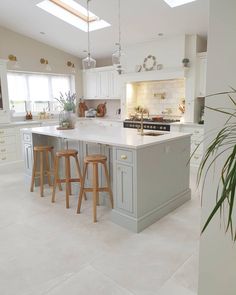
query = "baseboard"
(111, 188, 191, 233)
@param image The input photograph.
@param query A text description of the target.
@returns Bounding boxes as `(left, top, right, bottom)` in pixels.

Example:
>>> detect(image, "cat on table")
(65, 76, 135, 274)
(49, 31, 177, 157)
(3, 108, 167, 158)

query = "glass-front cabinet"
(0, 59, 10, 123)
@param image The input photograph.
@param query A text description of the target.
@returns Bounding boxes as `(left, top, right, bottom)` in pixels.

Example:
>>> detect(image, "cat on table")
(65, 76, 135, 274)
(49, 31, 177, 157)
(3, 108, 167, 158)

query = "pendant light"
(82, 0, 96, 69)
(112, 0, 126, 74)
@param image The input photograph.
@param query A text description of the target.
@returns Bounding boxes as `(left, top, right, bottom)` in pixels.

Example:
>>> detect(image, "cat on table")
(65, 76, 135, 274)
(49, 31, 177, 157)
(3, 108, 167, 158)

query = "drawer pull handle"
(1, 149, 6, 152)
(121, 155, 127, 160)
(1, 157, 6, 160)
(0, 141, 5, 144)
(0, 131, 4, 134)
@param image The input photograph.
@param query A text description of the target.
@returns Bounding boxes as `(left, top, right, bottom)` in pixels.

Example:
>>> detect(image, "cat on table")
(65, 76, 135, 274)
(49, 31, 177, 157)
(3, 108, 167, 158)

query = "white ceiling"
(0, 0, 209, 59)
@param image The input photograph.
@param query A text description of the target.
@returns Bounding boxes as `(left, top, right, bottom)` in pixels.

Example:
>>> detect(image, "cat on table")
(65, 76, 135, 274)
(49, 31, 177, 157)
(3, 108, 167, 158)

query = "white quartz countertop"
(0, 119, 58, 128)
(27, 124, 191, 149)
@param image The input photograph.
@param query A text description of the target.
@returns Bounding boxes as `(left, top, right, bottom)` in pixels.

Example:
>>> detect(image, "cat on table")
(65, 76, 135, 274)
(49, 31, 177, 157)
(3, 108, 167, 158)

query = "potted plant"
(194, 87, 236, 241)
(55, 91, 77, 129)
(182, 58, 190, 68)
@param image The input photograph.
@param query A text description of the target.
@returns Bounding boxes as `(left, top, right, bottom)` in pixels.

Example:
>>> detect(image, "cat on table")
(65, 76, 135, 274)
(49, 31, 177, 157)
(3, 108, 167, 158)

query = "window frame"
(7, 70, 76, 116)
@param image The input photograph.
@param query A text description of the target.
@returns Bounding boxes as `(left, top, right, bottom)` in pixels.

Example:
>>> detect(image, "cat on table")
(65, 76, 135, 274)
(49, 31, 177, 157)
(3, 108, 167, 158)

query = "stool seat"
(56, 149, 78, 157)
(34, 145, 53, 152)
(84, 154, 107, 163)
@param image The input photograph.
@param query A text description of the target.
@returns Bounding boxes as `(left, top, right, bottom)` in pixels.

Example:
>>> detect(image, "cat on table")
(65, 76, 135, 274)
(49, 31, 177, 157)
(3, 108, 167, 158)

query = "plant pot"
(59, 111, 76, 129)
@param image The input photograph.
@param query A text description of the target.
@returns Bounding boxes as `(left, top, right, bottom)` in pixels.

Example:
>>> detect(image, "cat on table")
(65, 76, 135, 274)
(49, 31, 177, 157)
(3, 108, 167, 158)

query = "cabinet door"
(109, 70, 120, 98)
(197, 56, 207, 97)
(99, 71, 109, 98)
(24, 143, 33, 172)
(0, 61, 10, 123)
(116, 164, 133, 213)
(84, 71, 98, 99)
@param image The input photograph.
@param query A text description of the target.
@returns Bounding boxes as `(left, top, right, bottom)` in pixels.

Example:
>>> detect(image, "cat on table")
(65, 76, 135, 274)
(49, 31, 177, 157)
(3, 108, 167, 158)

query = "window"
(36, 0, 110, 32)
(7, 72, 75, 114)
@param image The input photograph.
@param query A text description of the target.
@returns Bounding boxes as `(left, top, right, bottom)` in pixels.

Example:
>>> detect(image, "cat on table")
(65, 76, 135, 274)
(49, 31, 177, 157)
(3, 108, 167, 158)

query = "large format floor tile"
(0, 162, 200, 295)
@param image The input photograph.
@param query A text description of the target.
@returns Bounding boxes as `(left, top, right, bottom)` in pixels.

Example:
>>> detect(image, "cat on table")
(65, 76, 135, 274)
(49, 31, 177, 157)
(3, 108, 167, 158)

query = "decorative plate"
(143, 55, 157, 71)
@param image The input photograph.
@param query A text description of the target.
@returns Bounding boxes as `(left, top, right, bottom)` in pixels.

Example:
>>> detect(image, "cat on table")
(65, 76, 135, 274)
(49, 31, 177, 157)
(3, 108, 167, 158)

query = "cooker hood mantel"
(120, 66, 187, 84)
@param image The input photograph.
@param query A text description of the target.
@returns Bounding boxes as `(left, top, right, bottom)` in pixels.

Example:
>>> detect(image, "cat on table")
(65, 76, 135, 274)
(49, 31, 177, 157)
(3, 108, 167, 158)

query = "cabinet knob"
(194, 155, 200, 160)
(0, 141, 5, 144)
(1, 149, 6, 152)
(0, 131, 4, 134)
(1, 157, 6, 161)
(121, 155, 127, 160)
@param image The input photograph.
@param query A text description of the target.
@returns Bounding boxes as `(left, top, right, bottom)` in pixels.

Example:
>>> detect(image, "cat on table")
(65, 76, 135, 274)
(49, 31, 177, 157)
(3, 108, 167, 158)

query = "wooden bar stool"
(77, 154, 114, 222)
(30, 145, 55, 197)
(52, 149, 86, 209)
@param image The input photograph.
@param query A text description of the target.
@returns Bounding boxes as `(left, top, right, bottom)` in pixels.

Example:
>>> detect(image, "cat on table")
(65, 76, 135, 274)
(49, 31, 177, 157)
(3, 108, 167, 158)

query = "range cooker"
(123, 119, 180, 132)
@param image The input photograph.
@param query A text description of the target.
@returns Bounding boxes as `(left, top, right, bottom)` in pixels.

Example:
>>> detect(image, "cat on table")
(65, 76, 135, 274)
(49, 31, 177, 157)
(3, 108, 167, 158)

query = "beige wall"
(0, 26, 83, 97)
(198, 0, 236, 294)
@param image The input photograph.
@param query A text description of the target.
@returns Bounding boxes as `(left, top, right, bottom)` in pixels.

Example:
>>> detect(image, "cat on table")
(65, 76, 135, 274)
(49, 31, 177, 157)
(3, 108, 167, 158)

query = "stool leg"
(40, 151, 44, 197)
(77, 163, 88, 214)
(93, 163, 99, 223)
(45, 151, 51, 187)
(67, 156, 72, 195)
(52, 150, 62, 191)
(65, 156, 70, 209)
(103, 162, 114, 209)
(30, 150, 37, 192)
(52, 156, 59, 203)
(74, 155, 87, 201)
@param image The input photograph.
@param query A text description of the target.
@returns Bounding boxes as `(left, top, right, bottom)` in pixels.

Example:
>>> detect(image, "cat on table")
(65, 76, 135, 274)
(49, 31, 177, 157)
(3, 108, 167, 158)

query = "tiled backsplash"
(126, 79, 185, 117)
(85, 99, 121, 118)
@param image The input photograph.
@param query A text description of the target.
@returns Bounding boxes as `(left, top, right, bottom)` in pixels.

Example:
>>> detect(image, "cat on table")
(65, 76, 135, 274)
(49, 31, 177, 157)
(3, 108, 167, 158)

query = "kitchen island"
(21, 123, 191, 232)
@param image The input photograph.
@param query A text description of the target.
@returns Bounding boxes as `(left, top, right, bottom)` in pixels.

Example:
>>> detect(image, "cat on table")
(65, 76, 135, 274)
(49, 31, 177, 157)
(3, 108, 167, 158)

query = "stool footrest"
(57, 178, 81, 184)
(83, 187, 110, 193)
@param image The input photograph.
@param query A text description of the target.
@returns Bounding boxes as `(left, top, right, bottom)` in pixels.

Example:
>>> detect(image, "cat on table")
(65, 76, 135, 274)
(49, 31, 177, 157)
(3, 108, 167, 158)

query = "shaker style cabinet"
(83, 67, 120, 100)
(116, 164, 133, 213)
(196, 52, 207, 97)
(171, 124, 204, 167)
(0, 59, 10, 124)
(114, 148, 134, 214)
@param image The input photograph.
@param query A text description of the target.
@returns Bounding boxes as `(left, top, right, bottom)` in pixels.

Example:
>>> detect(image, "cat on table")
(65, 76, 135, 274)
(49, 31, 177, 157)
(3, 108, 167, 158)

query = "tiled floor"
(0, 162, 200, 295)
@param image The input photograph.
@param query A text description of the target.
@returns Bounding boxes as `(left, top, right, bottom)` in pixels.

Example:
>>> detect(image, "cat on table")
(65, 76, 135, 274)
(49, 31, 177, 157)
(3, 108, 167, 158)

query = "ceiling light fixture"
(37, 0, 110, 32)
(82, 0, 96, 70)
(163, 0, 197, 8)
(112, 0, 126, 75)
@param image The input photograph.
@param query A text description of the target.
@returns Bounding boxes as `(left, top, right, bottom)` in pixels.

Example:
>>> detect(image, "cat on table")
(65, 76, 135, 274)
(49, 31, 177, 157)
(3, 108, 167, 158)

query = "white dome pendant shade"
(82, 0, 96, 70)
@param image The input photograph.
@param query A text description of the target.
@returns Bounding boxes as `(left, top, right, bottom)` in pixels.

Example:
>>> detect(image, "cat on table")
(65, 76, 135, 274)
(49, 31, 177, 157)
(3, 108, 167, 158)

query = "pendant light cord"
(118, 0, 121, 51)
(87, 0, 90, 57)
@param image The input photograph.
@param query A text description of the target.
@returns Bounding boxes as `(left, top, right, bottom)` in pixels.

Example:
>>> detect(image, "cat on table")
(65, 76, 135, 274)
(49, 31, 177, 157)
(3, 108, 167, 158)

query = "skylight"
(37, 0, 111, 32)
(163, 0, 197, 8)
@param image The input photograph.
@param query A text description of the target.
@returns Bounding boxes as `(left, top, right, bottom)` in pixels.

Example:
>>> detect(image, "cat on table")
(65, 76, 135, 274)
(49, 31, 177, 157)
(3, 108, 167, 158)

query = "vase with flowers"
(55, 91, 77, 129)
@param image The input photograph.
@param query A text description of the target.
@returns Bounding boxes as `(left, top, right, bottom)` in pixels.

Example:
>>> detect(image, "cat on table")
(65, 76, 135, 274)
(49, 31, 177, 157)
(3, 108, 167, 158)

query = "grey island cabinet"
(21, 124, 191, 232)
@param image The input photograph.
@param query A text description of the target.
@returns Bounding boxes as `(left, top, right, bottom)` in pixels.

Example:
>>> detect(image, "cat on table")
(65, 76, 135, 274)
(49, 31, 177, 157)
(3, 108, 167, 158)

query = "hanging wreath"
(143, 55, 157, 71)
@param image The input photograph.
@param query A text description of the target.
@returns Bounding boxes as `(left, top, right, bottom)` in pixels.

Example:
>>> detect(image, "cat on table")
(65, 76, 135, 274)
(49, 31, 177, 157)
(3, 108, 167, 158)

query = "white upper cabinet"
(83, 70, 98, 99)
(196, 52, 207, 97)
(0, 60, 10, 123)
(83, 67, 120, 100)
(99, 71, 109, 98)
